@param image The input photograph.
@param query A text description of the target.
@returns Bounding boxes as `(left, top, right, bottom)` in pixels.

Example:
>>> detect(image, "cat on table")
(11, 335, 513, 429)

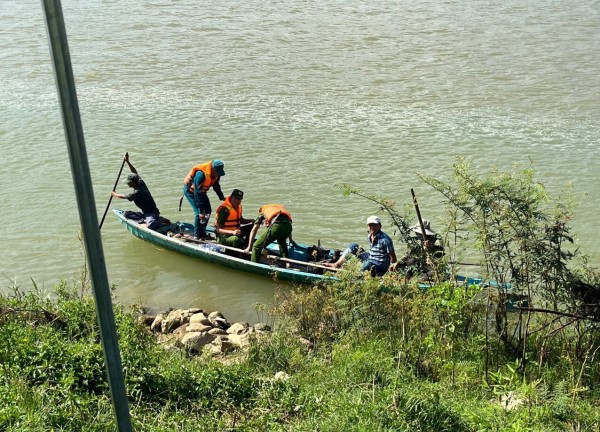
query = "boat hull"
(113, 209, 336, 285)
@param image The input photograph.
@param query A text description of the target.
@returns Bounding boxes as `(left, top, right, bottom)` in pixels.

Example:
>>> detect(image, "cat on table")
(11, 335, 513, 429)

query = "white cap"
(366, 216, 381, 225)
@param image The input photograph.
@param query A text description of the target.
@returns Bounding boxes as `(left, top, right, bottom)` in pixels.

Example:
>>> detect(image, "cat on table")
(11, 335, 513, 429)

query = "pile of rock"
(139, 308, 271, 356)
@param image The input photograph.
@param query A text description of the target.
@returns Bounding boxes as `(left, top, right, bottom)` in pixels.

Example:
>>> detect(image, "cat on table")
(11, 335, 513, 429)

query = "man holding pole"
(111, 154, 161, 230)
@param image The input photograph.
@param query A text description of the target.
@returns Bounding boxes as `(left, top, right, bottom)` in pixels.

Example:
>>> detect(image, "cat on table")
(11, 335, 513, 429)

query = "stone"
(186, 323, 213, 333)
(227, 322, 249, 335)
(173, 323, 190, 335)
(253, 323, 271, 332)
(179, 332, 216, 354)
(150, 314, 164, 333)
(298, 337, 313, 350)
(161, 316, 181, 334)
(137, 314, 156, 326)
(208, 327, 227, 335)
(209, 335, 236, 355)
(227, 332, 254, 349)
(208, 311, 230, 329)
(189, 312, 212, 326)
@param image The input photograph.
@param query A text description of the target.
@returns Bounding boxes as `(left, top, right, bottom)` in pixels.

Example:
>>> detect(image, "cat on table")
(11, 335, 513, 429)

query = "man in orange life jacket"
(183, 160, 226, 239)
(244, 204, 296, 263)
(214, 189, 254, 248)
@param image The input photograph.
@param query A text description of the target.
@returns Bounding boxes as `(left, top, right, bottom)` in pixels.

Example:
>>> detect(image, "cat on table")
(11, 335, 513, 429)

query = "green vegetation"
(1, 160, 598, 431)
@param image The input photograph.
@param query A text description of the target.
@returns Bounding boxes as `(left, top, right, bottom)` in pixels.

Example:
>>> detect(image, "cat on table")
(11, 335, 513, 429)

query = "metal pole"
(41, 1, 133, 430)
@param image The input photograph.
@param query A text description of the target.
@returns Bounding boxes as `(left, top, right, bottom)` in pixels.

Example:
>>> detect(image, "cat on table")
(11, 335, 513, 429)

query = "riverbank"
(1, 272, 598, 431)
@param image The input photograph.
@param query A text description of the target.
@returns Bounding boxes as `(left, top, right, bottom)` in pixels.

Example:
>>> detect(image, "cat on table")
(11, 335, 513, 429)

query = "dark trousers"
(183, 186, 211, 238)
(251, 222, 292, 263)
(217, 224, 253, 249)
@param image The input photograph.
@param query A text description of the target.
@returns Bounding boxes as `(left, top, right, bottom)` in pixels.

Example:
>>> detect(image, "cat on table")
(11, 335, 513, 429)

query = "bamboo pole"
(41, 1, 132, 430)
(267, 256, 339, 272)
(183, 236, 338, 272)
(99, 152, 128, 230)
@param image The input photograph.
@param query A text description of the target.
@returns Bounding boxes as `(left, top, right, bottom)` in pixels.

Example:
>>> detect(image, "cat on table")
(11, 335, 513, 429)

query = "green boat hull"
(113, 209, 336, 285)
(113, 210, 514, 300)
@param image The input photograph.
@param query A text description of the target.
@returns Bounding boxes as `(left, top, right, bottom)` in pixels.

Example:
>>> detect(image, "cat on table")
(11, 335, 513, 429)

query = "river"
(1, 0, 598, 322)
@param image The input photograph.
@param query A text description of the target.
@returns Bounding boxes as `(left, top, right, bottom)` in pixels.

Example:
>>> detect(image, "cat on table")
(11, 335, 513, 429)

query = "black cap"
(231, 189, 244, 199)
(124, 173, 140, 184)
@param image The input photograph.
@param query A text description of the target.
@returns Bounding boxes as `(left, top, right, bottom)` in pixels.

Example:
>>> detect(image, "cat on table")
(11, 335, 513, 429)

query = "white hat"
(410, 219, 435, 236)
(366, 216, 381, 225)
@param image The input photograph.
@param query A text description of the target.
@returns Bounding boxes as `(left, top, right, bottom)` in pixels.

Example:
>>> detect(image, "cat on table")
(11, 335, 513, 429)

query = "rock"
(208, 311, 230, 330)
(175, 309, 196, 325)
(227, 322, 249, 335)
(150, 314, 164, 333)
(227, 331, 255, 349)
(148, 306, 273, 357)
(253, 323, 271, 332)
(298, 337, 313, 350)
(180, 311, 192, 326)
(189, 312, 212, 326)
(137, 314, 156, 326)
(173, 323, 190, 336)
(208, 311, 225, 320)
(163, 309, 190, 333)
(186, 323, 213, 333)
(208, 335, 236, 355)
(179, 332, 216, 354)
(161, 317, 181, 334)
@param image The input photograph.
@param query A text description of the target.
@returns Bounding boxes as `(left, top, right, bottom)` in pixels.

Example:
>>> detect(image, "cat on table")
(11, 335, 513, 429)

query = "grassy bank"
(1, 273, 598, 431)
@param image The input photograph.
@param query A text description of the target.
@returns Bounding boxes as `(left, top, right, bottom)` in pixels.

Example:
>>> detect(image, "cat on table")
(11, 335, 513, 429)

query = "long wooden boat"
(113, 209, 339, 285)
(113, 209, 515, 297)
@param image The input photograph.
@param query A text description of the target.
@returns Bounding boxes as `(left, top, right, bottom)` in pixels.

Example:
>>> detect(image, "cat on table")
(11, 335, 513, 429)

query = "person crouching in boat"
(244, 204, 296, 263)
(322, 215, 398, 276)
(111, 154, 161, 230)
(396, 219, 445, 279)
(214, 189, 254, 249)
(183, 160, 226, 240)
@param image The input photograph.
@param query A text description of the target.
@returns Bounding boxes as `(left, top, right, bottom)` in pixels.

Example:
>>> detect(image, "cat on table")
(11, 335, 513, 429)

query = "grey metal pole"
(41, 1, 133, 430)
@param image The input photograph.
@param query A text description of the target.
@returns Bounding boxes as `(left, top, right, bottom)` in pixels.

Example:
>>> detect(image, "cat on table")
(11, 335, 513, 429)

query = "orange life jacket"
(216, 197, 243, 230)
(259, 204, 292, 226)
(183, 161, 217, 193)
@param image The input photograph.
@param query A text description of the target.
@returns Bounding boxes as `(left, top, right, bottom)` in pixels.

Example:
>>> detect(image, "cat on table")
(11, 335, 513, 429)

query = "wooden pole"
(183, 237, 338, 271)
(41, 1, 132, 430)
(99, 152, 128, 230)
(410, 188, 428, 241)
(268, 255, 339, 272)
(410, 188, 437, 279)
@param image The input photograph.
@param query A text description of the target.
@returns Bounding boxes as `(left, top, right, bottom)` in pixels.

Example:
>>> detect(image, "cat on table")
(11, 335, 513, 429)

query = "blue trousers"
(183, 186, 212, 238)
(343, 242, 388, 276)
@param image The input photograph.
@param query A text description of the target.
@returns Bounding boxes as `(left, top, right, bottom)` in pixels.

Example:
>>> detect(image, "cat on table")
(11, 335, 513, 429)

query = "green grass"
(1, 277, 598, 431)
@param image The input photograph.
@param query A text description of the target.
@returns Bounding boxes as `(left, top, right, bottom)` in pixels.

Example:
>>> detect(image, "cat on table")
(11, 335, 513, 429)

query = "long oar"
(99, 152, 128, 230)
(410, 188, 428, 243)
(267, 255, 339, 272)
(181, 236, 337, 272)
(410, 188, 438, 277)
